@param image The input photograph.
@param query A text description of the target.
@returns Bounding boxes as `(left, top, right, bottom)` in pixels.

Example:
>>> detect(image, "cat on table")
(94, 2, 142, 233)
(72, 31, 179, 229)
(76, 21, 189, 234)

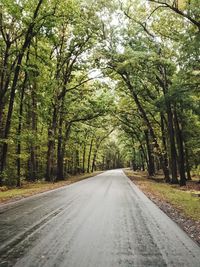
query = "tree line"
(0, 0, 122, 186)
(0, 0, 199, 187)
(106, 0, 200, 186)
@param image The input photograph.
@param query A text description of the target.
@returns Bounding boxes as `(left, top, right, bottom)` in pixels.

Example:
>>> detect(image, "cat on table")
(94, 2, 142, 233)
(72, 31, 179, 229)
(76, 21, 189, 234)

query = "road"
(0, 169, 200, 267)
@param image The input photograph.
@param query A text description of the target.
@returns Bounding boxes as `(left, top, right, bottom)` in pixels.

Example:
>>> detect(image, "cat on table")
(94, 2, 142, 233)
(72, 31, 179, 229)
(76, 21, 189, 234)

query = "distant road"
(0, 169, 200, 267)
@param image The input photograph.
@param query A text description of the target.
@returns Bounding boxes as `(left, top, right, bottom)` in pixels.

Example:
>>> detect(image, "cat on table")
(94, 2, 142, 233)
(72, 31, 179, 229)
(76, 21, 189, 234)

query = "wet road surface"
(0, 169, 200, 267)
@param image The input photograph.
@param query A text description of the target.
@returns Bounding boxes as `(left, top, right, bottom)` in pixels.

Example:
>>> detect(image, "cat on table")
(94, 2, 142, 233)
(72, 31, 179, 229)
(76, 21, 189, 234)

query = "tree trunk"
(82, 140, 87, 173)
(144, 129, 155, 176)
(185, 146, 191, 180)
(160, 113, 171, 182)
(102, 156, 105, 170)
(29, 79, 37, 181)
(140, 149, 145, 171)
(166, 103, 179, 184)
(156, 68, 178, 184)
(132, 148, 137, 171)
(121, 74, 168, 178)
(91, 148, 98, 173)
(87, 138, 93, 173)
(57, 103, 64, 181)
(46, 105, 57, 181)
(174, 109, 186, 186)
(0, 41, 11, 129)
(0, 52, 25, 177)
(75, 149, 80, 174)
(16, 71, 28, 187)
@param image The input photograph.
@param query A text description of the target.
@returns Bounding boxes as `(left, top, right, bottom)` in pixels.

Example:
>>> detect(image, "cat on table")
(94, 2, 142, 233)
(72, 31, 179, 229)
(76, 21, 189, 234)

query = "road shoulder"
(0, 171, 103, 207)
(124, 169, 200, 246)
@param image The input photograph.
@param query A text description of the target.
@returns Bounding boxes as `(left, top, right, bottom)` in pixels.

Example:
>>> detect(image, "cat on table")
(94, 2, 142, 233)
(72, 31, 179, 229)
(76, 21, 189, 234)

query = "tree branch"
(148, 0, 200, 31)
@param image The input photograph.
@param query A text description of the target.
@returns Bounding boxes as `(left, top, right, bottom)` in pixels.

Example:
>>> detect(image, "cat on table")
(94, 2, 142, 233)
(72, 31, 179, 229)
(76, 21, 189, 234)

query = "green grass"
(125, 169, 200, 221)
(149, 183, 200, 220)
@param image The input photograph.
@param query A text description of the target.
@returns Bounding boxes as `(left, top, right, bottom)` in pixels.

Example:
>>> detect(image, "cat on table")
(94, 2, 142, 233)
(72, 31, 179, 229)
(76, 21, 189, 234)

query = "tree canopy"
(0, 0, 199, 186)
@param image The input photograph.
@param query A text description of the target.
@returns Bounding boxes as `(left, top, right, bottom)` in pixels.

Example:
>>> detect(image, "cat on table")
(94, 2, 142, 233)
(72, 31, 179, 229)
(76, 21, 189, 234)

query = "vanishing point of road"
(0, 169, 200, 267)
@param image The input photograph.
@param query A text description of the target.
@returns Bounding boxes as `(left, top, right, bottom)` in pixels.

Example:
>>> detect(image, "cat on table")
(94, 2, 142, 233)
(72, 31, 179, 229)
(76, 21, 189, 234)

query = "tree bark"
(166, 102, 178, 183)
(160, 113, 171, 182)
(87, 138, 94, 173)
(156, 68, 178, 184)
(82, 137, 87, 173)
(16, 70, 28, 187)
(140, 149, 145, 171)
(174, 109, 186, 186)
(56, 101, 64, 180)
(46, 105, 57, 181)
(185, 146, 191, 181)
(91, 148, 98, 173)
(144, 129, 155, 176)
(29, 79, 38, 181)
(0, 41, 11, 131)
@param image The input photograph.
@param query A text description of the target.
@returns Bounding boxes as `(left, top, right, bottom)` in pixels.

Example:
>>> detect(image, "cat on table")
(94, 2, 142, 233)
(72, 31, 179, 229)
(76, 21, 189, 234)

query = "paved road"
(0, 169, 200, 267)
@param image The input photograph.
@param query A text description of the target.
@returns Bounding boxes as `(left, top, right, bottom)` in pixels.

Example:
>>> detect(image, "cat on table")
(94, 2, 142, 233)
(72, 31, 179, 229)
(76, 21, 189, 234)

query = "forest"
(0, 0, 199, 187)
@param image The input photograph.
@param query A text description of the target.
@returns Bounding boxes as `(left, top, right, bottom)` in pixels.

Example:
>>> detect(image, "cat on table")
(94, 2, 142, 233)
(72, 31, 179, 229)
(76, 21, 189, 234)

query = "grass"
(124, 169, 200, 221)
(0, 171, 103, 204)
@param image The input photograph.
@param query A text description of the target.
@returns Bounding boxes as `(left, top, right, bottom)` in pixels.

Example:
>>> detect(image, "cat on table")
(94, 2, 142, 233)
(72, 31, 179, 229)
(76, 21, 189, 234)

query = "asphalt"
(0, 169, 200, 267)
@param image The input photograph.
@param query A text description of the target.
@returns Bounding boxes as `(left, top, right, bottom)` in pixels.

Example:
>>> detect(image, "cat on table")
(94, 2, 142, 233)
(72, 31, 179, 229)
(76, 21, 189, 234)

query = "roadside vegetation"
(0, 171, 103, 204)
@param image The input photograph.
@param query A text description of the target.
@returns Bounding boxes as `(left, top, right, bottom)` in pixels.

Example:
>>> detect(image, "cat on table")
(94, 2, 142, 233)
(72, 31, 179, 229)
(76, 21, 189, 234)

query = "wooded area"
(0, 0, 199, 187)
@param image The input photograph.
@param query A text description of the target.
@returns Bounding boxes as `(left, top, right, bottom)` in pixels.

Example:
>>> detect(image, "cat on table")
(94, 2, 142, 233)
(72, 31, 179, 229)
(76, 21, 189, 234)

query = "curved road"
(0, 169, 200, 267)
